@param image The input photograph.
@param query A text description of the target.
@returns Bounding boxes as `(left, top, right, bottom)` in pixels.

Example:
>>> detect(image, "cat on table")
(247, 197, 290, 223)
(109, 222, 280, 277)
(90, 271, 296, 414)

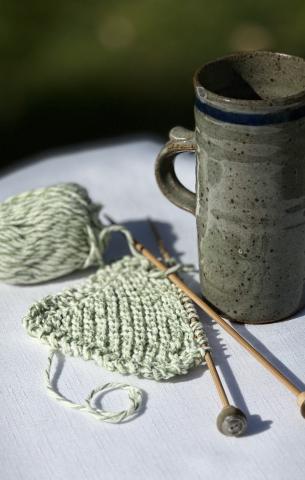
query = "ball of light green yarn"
(0, 183, 105, 284)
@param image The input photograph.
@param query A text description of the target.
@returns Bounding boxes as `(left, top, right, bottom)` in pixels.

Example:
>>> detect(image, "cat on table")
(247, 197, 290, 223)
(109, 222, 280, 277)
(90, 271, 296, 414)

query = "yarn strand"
(45, 350, 143, 423)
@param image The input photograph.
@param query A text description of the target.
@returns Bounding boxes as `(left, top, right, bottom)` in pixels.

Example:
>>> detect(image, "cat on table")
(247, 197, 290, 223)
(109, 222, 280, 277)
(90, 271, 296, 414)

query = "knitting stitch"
(24, 226, 210, 422)
(0, 183, 105, 284)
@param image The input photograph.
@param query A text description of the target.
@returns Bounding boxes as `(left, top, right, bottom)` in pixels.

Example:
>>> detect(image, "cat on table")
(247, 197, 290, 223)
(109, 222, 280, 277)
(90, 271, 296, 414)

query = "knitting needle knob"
(297, 392, 305, 418)
(217, 406, 247, 437)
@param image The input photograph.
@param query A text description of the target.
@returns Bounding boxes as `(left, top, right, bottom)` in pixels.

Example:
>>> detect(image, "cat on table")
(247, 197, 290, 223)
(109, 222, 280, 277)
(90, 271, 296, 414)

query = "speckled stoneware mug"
(155, 51, 305, 324)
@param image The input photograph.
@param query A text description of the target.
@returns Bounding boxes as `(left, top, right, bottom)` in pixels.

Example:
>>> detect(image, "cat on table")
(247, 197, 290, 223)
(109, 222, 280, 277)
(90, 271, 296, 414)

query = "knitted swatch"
(24, 226, 210, 423)
(0, 183, 105, 284)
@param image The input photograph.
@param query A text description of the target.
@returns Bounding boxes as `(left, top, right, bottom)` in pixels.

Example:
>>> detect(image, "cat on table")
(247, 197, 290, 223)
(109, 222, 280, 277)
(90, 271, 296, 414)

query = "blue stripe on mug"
(195, 96, 305, 126)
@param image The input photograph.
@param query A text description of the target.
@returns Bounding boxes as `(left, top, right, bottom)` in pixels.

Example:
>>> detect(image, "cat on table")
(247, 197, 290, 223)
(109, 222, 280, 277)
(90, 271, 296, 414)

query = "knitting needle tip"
(104, 214, 116, 225)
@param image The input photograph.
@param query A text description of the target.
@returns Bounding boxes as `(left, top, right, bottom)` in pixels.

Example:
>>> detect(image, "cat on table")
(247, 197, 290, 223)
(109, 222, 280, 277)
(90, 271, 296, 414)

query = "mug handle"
(155, 126, 197, 215)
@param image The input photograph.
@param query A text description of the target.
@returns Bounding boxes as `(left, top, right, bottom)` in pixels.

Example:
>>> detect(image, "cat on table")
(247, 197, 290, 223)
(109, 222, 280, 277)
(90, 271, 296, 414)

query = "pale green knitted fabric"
(0, 184, 210, 423)
(24, 226, 210, 422)
(0, 183, 104, 284)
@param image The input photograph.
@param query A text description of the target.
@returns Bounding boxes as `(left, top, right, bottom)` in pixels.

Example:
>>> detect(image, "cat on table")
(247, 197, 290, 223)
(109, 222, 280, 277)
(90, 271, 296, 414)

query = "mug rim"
(193, 50, 305, 107)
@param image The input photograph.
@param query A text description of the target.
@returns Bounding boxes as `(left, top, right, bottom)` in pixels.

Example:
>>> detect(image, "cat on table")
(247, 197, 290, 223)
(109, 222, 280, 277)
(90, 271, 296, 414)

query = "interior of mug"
(197, 52, 305, 102)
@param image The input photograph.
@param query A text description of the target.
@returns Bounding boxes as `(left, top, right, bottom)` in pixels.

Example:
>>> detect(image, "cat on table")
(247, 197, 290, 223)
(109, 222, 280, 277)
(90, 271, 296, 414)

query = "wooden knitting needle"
(104, 215, 305, 419)
(105, 215, 247, 436)
(147, 219, 247, 436)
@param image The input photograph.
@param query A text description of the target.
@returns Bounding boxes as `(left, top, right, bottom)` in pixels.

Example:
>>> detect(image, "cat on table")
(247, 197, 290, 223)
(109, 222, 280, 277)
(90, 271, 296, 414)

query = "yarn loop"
(45, 351, 143, 423)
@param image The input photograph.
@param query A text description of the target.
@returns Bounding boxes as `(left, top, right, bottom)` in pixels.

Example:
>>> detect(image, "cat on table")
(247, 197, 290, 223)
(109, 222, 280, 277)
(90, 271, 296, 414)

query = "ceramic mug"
(155, 51, 305, 324)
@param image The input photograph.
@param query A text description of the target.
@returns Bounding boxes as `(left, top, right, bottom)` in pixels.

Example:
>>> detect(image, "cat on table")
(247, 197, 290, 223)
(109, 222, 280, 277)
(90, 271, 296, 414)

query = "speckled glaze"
(155, 51, 305, 323)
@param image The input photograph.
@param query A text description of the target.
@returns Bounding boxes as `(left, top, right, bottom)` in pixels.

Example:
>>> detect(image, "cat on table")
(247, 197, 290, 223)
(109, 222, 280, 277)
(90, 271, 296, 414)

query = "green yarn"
(24, 226, 210, 422)
(0, 183, 105, 284)
(0, 183, 209, 423)
(45, 351, 143, 423)
(0, 181, 210, 423)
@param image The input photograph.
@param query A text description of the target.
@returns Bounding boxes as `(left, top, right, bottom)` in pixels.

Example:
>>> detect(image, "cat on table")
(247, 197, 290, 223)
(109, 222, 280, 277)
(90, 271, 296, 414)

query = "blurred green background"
(1, 0, 305, 167)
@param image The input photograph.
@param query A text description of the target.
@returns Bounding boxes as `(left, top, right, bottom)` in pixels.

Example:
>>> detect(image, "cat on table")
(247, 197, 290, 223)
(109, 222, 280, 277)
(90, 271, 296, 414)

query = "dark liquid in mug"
(214, 69, 263, 100)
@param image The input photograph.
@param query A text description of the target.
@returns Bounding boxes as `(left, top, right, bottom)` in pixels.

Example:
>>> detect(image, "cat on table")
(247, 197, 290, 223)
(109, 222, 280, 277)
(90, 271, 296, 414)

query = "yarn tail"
(45, 350, 143, 423)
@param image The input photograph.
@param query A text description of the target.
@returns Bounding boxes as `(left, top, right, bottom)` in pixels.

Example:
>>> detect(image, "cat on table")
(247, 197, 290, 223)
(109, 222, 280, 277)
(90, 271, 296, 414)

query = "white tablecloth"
(1, 139, 305, 480)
